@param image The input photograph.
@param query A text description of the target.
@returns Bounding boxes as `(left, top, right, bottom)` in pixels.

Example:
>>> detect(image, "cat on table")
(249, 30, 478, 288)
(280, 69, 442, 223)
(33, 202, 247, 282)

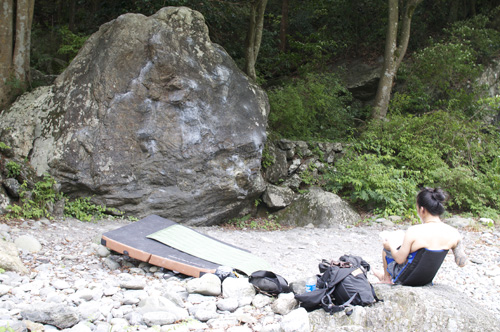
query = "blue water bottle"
(305, 277, 316, 292)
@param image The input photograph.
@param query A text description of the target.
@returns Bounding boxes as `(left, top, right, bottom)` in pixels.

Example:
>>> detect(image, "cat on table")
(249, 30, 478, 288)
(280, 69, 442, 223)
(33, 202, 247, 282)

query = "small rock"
(186, 273, 221, 296)
(271, 292, 297, 315)
(119, 279, 145, 290)
(470, 257, 484, 264)
(280, 308, 310, 332)
(217, 298, 239, 312)
(445, 217, 473, 228)
(103, 257, 121, 270)
(50, 279, 70, 290)
(252, 293, 272, 308)
(0, 284, 12, 296)
(96, 246, 110, 257)
(222, 278, 256, 306)
(143, 311, 178, 326)
(192, 301, 218, 322)
(479, 218, 494, 226)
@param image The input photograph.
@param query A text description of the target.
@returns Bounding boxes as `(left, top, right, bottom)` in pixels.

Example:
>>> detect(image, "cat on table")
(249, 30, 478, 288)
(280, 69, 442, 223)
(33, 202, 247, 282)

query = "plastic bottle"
(305, 277, 316, 292)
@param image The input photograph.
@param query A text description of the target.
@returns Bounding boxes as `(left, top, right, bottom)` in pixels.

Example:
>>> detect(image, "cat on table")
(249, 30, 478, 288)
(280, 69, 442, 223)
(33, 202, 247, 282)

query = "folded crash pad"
(101, 215, 271, 277)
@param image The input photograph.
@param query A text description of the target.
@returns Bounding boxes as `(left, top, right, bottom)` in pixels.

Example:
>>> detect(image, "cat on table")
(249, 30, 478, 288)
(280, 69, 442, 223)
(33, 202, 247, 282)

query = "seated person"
(374, 187, 468, 284)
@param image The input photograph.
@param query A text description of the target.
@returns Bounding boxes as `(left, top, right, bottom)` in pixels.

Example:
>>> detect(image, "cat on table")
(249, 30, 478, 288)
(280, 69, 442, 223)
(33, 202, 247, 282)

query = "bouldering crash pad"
(101, 215, 271, 277)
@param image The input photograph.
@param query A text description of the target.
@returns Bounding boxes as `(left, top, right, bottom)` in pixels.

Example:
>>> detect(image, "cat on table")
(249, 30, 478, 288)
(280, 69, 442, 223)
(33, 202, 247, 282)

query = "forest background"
(1, 0, 500, 223)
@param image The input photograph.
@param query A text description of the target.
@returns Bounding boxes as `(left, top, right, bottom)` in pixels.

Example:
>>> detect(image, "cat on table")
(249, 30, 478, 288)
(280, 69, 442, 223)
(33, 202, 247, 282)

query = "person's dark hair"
(417, 187, 447, 216)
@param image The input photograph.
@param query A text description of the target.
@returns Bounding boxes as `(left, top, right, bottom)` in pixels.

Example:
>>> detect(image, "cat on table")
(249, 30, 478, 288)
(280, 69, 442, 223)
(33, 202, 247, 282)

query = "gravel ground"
(200, 221, 500, 315)
(4, 216, 500, 318)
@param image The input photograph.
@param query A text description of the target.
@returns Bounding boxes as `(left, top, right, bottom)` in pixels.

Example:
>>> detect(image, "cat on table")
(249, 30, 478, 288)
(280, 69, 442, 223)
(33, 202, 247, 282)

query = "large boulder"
(0, 239, 28, 274)
(309, 284, 500, 331)
(336, 58, 382, 102)
(0, 7, 269, 225)
(276, 186, 360, 227)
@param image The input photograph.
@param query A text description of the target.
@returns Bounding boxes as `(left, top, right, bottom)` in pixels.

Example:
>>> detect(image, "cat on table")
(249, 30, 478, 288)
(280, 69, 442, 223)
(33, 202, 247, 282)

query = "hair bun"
(417, 187, 447, 216)
(431, 187, 446, 203)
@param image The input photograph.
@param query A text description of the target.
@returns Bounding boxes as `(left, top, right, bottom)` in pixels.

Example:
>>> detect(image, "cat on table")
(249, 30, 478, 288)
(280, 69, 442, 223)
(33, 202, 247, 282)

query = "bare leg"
(373, 250, 393, 284)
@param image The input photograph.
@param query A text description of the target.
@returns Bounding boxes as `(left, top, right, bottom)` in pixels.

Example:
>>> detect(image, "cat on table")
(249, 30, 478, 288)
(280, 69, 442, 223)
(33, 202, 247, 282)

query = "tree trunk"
(245, 0, 268, 81)
(448, 0, 459, 23)
(69, 0, 76, 31)
(0, 0, 35, 109)
(13, 0, 34, 85)
(371, 0, 423, 120)
(0, 0, 15, 108)
(279, 0, 289, 52)
(469, 0, 477, 17)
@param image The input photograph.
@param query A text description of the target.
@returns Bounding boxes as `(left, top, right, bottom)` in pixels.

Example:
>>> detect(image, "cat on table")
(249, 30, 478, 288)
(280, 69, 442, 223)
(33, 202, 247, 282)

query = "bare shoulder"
(406, 223, 427, 233)
(441, 222, 461, 241)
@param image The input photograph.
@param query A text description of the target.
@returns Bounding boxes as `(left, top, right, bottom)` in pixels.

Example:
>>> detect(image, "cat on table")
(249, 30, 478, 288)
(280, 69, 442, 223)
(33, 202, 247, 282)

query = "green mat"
(147, 224, 271, 275)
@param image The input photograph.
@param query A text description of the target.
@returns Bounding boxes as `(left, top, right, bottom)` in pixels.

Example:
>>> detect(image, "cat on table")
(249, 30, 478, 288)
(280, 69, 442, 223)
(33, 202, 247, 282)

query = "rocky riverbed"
(0, 216, 499, 331)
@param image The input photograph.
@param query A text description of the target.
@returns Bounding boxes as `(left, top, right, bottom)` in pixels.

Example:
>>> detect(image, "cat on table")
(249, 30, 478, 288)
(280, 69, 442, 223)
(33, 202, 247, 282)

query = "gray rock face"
(262, 184, 295, 209)
(445, 216, 473, 228)
(337, 58, 382, 102)
(277, 186, 360, 227)
(0, 7, 269, 225)
(20, 303, 80, 329)
(0, 186, 12, 214)
(264, 142, 288, 184)
(309, 284, 500, 332)
(3, 178, 21, 199)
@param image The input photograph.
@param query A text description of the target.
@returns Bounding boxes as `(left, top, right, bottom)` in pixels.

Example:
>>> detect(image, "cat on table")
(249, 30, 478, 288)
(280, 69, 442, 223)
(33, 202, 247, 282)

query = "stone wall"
(263, 139, 344, 192)
(259, 139, 360, 227)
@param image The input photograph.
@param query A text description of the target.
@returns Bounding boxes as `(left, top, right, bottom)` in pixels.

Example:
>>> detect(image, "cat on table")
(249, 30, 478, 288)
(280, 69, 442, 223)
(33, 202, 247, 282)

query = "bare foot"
(373, 269, 393, 284)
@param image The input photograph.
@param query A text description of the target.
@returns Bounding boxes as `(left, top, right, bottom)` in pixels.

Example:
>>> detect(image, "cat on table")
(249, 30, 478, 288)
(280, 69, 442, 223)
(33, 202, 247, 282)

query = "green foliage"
(64, 197, 107, 222)
(5, 74, 27, 98)
(57, 25, 89, 59)
(261, 143, 275, 169)
(30, 24, 68, 75)
(0, 142, 11, 150)
(5, 161, 21, 178)
(5, 174, 110, 222)
(300, 163, 320, 186)
(267, 73, 356, 140)
(392, 41, 482, 115)
(7, 174, 58, 220)
(325, 154, 418, 216)
(227, 214, 251, 229)
(445, 14, 500, 62)
(257, 0, 387, 78)
(225, 214, 284, 231)
(391, 13, 500, 116)
(0, 325, 15, 332)
(429, 167, 500, 220)
(326, 112, 500, 219)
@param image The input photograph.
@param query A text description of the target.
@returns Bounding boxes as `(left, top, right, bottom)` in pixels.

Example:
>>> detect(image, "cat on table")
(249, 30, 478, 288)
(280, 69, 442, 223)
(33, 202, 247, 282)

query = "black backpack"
(295, 255, 381, 314)
(249, 270, 291, 296)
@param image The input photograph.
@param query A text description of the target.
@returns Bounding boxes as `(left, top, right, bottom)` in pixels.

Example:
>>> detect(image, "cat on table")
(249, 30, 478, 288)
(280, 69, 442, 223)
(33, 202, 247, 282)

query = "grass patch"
(222, 214, 290, 231)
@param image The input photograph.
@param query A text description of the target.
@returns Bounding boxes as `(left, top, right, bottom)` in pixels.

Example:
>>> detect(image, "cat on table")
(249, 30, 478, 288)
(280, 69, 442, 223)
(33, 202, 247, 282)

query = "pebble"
(0, 217, 499, 331)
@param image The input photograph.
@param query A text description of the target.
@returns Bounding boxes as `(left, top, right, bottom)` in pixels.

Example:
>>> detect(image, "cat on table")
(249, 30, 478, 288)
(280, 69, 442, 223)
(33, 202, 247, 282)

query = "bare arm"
(384, 232, 413, 265)
(452, 239, 468, 267)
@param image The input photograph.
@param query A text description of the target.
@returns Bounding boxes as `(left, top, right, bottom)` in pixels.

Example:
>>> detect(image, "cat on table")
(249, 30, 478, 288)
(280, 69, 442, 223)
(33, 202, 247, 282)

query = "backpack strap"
(321, 288, 359, 315)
